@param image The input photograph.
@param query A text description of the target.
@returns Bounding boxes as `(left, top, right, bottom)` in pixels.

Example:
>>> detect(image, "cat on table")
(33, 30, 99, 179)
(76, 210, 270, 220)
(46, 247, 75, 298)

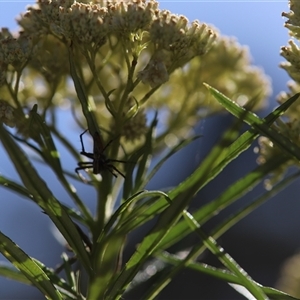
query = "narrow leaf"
(206, 84, 300, 161)
(0, 263, 31, 285)
(157, 252, 299, 300)
(0, 125, 92, 274)
(0, 175, 86, 224)
(158, 154, 288, 250)
(120, 91, 300, 238)
(29, 105, 62, 174)
(0, 231, 63, 300)
(105, 191, 182, 300)
(183, 211, 267, 300)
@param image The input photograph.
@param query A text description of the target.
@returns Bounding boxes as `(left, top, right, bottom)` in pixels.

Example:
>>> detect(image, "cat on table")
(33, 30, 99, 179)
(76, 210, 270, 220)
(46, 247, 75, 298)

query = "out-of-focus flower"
(276, 251, 300, 298)
(148, 10, 217, 72)
(110, 97, 147, 141)
(29, 36, 69, 84)
(138, 51, 169, 88)
(107, 0, 158, 36)
(282, 0, 300, 37)
(0, 100, 15, 128)
(137, 36, 271, 140)
(255, 119, 300, 190)
(0, 62, 7, 87)
(0, 28, 34, 70)
(0, 0, 269, 155)
(256, 1, 300, 188)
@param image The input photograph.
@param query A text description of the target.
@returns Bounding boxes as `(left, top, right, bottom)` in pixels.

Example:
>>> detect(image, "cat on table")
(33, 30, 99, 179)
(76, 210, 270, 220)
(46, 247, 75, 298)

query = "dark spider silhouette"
(75, 130, 126, 179)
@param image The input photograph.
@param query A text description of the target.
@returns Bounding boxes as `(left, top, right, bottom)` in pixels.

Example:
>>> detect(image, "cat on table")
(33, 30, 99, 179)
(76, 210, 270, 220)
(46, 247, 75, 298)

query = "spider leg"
(106, 163, 126, 178)
(79, 129, 89, 153)
(76, 162, 94, 167)
(75, 163, 94, 182)
(109, 159, 128, 163)
(80, 151, 94, 160)
(75, 162, 93, 173)
(102, 139, 114, 153)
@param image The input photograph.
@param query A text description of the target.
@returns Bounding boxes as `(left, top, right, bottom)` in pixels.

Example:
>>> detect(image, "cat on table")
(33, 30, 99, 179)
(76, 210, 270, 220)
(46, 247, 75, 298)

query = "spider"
(75, 130, 126, 179)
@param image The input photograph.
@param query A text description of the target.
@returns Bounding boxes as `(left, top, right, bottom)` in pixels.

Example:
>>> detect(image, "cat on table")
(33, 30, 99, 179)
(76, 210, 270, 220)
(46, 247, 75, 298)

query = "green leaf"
(88, 191, 172, 299)
(157, 252, 299, 300)
(104, 191, 181, 300)
(159, 154, 288, 250)
(144, 171, 300, 298)
(0, 247, 82, 299)
(0, 125, 92, 274)
(0, 231, 63, 300)
(206, 84, 300, 161)
(29, 104, 63, 174)
(125, 113, 158, 196)
(261, 287, 300, 300)
(32, 258, 83, 300)
(210, 170, 300, 240)
(9, 115, 93, 224)
(96, 190, 147, 243)
(0, 175, 87, 224)
(183, 211, 268, 299)
(141, 170, 300, 299)
(0, 263, 31, 285)
(213, 91, 300, 168)
(118, 91, 300, 240)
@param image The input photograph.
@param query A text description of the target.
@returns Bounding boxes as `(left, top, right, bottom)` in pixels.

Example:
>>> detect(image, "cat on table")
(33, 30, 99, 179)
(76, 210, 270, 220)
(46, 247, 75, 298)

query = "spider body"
(75, 130, 125, 179)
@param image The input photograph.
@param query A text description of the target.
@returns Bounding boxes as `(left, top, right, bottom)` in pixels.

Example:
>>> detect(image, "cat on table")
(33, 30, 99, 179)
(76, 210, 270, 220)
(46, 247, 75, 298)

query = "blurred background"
(0, 1, 298, 299)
